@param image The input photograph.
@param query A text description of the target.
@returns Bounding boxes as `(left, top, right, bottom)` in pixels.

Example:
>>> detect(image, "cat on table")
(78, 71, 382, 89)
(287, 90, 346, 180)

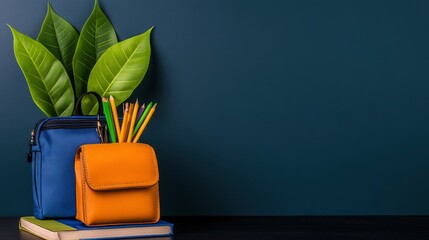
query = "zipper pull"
(30, 129, 35, 145)
(96, 114, 104, 143)
(27, 130, 35, 163)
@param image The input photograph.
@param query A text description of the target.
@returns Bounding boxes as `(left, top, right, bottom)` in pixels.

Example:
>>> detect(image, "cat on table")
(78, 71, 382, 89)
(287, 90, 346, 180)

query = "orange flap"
(78, 143, 159, 191)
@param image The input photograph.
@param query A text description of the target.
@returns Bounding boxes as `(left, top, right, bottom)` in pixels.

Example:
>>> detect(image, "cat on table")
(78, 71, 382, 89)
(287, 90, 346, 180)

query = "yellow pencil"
(119, 103, 129, 143)
(109, 96, 121, 138)
(132, 103, 157, 143)
(127, 99, 139, 142)
(123, 103, 134, 141)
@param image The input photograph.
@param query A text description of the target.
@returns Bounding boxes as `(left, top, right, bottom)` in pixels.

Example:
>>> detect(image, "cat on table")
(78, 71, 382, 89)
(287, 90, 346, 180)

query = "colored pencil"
(132, 103, 157, 143)
(127, 99, 139, 142)
(119, 103, 129, 143)
(109, 96, 121, 138)
(133, 102, 153, 136)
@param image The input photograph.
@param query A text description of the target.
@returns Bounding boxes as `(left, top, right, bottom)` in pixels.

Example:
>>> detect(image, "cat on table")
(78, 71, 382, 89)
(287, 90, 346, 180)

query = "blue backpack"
(28, 92, 104, 219)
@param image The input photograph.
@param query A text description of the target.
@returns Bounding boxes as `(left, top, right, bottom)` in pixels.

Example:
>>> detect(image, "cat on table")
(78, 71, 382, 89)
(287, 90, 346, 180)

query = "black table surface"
(1, 216, 429, 240)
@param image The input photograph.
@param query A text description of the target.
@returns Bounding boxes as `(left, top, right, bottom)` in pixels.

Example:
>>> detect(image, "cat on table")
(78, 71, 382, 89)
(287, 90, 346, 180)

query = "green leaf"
(37, 3, 78, 84)
(73, 0, 117, 100)
(9, 26, 75, 117)
(84, 27, 153, 115)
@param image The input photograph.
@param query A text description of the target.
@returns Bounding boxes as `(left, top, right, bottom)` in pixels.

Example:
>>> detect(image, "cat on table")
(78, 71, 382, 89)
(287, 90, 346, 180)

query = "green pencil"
(103, 98, 117, 143)
(133, 101, 153, 137)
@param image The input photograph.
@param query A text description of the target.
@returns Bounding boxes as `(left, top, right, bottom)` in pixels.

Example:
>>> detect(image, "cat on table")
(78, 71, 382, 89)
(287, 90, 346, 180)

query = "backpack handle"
(73, 92, 103, 116)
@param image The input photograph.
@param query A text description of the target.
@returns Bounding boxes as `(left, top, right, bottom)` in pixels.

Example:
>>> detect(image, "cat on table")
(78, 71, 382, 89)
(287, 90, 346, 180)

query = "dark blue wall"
(1, 0, 429, 216)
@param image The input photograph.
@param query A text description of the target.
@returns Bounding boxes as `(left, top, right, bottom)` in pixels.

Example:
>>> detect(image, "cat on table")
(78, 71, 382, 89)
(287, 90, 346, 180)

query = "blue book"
(19, 216, 173, 240)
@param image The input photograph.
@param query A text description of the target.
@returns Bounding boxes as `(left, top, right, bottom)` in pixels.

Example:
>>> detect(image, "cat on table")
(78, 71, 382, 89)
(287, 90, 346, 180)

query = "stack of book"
(19, 216, 174, 240)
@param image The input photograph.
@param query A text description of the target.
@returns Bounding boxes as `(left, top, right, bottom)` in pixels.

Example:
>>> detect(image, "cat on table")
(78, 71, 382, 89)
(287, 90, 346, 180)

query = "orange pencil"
(123, 103, 134, 141)
(127, 99, 139, 142)
(119, 103, 129, 143)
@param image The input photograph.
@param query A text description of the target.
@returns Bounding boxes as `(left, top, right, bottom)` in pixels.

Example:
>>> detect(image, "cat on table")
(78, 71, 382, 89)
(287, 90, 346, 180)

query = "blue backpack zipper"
(27, 116, 107, 162)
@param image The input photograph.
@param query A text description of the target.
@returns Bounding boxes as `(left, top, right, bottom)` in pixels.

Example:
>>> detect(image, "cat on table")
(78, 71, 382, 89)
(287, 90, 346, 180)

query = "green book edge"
(20, 216, 76, 232)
